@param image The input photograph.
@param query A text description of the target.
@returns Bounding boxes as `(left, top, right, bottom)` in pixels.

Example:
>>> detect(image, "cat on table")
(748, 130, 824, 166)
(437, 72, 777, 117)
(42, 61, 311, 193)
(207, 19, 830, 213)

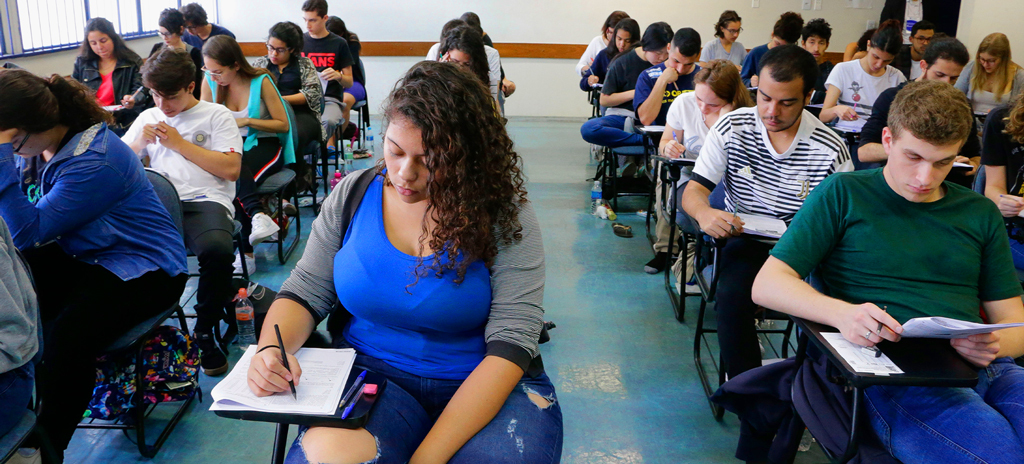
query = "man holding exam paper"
(681, 44, 852, 381)
(753, 80, 1024, 464)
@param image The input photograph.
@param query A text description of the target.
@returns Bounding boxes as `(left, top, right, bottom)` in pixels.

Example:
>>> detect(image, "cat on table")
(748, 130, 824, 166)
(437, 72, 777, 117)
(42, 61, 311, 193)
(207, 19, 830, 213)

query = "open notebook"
(736, 213, 787, 239)
(211, 345, 356, 415)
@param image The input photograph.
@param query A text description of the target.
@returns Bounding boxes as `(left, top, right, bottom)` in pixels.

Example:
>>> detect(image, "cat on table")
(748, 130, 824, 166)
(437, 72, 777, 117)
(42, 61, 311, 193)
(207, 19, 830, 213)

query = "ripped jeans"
(285, 352, 563, 464)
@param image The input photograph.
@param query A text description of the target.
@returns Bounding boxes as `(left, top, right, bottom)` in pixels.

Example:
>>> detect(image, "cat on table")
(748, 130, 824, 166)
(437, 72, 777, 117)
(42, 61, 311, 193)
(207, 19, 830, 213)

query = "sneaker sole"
(203, 362, 229, 377)
(644, 265, 661, 274)
(283, 204, 298, 216)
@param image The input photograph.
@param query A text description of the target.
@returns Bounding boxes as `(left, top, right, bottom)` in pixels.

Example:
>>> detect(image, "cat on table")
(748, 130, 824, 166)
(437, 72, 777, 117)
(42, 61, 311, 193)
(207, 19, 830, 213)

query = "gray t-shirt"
(700, 39, 747, 68)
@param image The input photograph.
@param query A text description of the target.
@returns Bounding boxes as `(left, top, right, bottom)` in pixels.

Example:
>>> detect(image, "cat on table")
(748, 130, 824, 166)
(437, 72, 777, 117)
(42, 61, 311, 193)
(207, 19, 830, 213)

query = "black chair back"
(145, 169, 184, 241)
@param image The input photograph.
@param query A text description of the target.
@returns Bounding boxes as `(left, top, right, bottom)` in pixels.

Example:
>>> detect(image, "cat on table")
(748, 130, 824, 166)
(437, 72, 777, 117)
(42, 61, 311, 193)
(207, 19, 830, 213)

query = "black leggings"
(24, 244, 186, 456)
(236, 137, 284, 251)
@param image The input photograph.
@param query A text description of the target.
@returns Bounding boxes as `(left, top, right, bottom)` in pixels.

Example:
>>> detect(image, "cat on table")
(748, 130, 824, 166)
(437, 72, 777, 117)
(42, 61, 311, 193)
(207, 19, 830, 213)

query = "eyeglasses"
(979, 57, 1000, 66)
(201, 66, 223, 77)
(726, 27, 743, 35)
(158, 31, 174, 38)
(266, 43, 289, 55)
(912, 35, 932, 43)
(12, 132, 29, 154)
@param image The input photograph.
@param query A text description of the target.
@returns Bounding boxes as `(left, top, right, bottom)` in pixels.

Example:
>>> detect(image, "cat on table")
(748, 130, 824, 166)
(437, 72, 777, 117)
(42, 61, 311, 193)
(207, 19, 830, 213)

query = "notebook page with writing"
(211, 345, 355, 415)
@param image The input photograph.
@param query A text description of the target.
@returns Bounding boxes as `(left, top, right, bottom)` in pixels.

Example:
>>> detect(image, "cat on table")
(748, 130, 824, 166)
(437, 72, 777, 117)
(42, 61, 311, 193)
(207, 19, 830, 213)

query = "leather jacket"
(71, 55, 148, 131)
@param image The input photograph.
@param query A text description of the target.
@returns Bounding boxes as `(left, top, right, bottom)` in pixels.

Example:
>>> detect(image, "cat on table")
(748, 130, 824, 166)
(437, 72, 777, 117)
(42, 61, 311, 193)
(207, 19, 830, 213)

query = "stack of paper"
(822, 333, 904, 375)
(210, 345, 356, 415)
(736, 213, 787, 239)
(834, 118, 866, 133)
(901, 317, 1024, 339)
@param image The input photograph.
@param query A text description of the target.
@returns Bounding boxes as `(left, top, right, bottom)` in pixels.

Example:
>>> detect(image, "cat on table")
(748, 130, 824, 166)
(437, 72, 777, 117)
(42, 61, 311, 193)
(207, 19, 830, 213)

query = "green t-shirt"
(771, 169, 1022, 324)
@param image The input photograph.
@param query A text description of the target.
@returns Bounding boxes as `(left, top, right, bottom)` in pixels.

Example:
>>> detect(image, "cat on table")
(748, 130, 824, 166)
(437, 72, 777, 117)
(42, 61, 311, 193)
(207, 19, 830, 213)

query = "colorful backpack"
(84, 325, 201, 421)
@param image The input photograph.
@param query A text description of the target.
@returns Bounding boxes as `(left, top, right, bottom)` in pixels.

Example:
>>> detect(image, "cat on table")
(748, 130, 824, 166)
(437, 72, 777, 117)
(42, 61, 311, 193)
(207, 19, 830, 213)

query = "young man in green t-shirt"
(752, 80, 1024, 463)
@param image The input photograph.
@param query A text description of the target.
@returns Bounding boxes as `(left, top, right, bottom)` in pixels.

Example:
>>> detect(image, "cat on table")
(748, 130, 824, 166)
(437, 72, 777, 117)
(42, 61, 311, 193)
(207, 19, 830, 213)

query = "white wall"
(215, 0, 884, 118)
(956, 0, 1024, 59)
(7, 0, 889, 117)
(4, 37, 162, 77)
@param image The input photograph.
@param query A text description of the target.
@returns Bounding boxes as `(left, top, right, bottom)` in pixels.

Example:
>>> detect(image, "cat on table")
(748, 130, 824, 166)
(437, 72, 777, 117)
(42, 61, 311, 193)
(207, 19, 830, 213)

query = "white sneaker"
(7, 448, 42, 464)
(233, 252, 256, 275)
(249, 213, 280, 246)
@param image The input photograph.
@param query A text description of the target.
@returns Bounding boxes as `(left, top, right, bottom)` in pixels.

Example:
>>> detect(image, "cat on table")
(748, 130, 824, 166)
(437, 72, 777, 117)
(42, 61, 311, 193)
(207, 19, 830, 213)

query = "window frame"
(0, 0, 218, 58)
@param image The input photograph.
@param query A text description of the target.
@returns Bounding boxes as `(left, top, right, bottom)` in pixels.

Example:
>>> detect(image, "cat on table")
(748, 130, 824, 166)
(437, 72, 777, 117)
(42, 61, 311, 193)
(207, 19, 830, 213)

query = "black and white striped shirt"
(692, 107, 853, 222)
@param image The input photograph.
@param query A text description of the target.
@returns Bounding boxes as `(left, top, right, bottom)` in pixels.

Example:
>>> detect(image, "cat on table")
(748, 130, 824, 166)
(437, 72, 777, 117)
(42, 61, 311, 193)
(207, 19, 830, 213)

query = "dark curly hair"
(438, 25, 491, 90)
(378, 61, 527, 283)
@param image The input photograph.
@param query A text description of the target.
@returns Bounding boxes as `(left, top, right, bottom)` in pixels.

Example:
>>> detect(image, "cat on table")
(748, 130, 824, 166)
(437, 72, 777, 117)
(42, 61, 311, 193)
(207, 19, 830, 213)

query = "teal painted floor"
(63, 117, 827, 463)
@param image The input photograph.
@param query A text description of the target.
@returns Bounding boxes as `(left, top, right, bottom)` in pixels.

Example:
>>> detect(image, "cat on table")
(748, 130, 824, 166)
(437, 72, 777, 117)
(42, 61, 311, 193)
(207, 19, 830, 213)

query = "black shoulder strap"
(325, 168, 377, 336)
(338, 168, 379, 245)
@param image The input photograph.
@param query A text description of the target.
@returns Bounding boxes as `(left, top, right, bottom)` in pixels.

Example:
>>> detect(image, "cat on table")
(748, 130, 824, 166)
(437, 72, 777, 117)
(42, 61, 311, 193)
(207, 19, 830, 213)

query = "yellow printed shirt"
(632, 63, 698, 126)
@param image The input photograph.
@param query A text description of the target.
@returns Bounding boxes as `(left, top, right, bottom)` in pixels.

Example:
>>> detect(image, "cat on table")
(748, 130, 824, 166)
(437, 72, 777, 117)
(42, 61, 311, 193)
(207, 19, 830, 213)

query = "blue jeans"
(0, 363, 34, 438)
(1009, 229, 1024, 271)
(285, 352, 563, 464)
(580, 115, 642, 148)
(864, 357, 1024, 464)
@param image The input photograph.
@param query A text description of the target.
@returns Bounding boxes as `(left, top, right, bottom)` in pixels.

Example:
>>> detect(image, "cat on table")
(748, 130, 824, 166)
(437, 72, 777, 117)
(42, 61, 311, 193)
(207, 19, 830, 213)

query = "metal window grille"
(0, 0, 218, 58)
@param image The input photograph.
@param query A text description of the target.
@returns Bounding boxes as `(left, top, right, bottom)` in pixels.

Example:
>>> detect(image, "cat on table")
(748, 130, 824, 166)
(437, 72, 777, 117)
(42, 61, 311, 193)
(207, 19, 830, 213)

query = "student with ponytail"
(0, 70, 187, 460)
(820, 19, 907, 125)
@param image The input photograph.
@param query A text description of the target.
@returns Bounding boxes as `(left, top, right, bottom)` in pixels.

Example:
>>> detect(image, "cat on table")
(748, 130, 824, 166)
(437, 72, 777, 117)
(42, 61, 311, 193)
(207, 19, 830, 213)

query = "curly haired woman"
(246, 60, 563, 464)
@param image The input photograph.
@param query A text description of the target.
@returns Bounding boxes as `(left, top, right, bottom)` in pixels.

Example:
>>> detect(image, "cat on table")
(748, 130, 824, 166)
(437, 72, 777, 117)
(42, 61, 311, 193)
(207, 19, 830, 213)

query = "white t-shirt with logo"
(122, 100, 243, 214)
(904, 0, 924, 44)
(665, 92, 712, 161)
(825, 60, 907, 120)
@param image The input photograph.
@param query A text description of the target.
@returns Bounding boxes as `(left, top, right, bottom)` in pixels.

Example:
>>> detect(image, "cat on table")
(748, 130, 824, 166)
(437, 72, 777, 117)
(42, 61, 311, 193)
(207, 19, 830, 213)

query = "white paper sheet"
(822, 332, 904, 375)
(735, 213, 787, 239)
(833, 118, 866, 133)
(901, 317, 1024, 339)
(639, 125, 665, 133)
(210, 345, 356, 415)
(101, 105, 123, 112)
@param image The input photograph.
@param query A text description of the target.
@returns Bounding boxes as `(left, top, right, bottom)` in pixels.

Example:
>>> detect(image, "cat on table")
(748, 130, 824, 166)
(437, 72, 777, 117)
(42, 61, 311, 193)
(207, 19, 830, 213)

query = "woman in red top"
(71, 18, 145, 134)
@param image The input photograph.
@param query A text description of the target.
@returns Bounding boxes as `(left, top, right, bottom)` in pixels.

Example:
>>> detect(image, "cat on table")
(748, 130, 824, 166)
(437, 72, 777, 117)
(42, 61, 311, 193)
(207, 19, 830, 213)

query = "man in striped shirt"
(681, 44, 853, 380)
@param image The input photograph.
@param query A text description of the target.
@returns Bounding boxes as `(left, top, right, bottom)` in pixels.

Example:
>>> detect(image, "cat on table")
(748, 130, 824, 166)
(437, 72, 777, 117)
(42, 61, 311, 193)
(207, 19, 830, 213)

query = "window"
(0, 0, 218, 57)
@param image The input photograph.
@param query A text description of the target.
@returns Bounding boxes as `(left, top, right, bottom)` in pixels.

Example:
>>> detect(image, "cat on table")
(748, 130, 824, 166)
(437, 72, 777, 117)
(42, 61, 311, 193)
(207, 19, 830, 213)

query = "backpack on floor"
(84, 325, 201, 421)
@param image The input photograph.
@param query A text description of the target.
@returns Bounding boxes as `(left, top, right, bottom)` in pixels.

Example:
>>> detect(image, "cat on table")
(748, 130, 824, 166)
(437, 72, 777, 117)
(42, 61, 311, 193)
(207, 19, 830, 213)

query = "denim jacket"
(0, 123, 187, 280)
(72, 55, 147, 129)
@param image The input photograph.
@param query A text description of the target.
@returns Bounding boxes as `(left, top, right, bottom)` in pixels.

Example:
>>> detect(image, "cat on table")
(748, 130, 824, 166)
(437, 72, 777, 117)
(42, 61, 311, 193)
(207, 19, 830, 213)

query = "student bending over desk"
(681, 45, 852, 381)
(0, 70, 187, 460)
(753, 80, 1024, 464)
(579, 18, 640, 92)
(247, 61, 563, 464)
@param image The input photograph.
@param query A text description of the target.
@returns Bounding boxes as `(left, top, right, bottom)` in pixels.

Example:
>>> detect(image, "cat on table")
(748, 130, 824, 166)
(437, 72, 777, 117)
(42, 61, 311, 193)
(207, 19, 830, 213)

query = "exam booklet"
(736, 213, 787, 239)
(822, 332, 904, 376)
(901, 317, 1024, 339)
(210, 346, 356, 415)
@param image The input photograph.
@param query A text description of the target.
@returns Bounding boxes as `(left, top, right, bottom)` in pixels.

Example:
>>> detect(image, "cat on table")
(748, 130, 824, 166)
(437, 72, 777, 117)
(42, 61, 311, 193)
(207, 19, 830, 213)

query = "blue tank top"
(335, 176, 493, 380)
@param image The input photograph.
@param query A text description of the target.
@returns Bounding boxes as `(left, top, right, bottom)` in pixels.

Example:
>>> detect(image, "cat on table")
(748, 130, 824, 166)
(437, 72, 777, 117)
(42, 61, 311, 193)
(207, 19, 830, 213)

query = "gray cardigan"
(954, 61, 1024, 108)
(278, 170, 546, 372)
(0, 218, 39, 374)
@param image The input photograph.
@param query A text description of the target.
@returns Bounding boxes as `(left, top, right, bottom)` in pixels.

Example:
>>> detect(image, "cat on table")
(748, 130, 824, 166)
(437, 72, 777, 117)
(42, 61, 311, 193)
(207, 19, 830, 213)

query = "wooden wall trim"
(240, 41, 846, 64)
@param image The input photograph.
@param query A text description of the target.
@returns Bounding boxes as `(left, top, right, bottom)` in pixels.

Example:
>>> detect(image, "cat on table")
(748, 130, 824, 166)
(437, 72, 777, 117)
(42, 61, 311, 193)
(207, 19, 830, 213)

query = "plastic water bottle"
(330, 172, 343, 190)
(343, 139, 353, 159)
(235, 288, 256, 346)
(590, 181, 602, 214)
(366, 127, 374, 158)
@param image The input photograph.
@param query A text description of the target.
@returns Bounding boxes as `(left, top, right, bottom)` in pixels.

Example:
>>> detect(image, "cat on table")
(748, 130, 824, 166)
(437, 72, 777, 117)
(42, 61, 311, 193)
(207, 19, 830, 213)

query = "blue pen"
(341, 386, 365, 419)
(338, 370, 367, 410)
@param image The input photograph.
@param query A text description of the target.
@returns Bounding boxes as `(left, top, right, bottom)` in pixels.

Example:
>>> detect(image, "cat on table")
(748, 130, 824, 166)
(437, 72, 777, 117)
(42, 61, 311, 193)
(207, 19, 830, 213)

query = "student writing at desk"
(579, 18, 639, 92)
(681, 45, 851, 381)
(859, 37, 977, 186)
(819, 20, 906, 127)
(754, 80, 1024, 464)
(247, 62, 562, 464)
(982, 91, 1024, 273)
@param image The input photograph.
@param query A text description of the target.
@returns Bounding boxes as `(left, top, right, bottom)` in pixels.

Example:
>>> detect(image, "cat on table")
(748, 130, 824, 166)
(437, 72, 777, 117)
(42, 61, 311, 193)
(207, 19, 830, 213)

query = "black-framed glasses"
(912, 35, 932, 42)
(158, 30, 174, 38)
(12, 133, 29, 154)
(266, 43, 289, 55)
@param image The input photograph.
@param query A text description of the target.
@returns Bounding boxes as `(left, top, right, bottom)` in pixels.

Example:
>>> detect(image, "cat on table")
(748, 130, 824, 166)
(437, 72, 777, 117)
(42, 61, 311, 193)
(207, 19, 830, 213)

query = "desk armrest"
(793, 317, 978, 389)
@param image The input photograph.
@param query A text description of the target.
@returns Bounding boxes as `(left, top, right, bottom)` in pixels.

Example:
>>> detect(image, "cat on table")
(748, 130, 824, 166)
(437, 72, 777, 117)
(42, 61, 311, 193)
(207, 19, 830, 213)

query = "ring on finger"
(864, 330, 873, 340)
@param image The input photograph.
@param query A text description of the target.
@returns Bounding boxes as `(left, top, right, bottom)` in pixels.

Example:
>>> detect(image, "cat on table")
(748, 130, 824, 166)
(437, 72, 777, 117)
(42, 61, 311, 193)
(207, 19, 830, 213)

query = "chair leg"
(693, 298, 724, 420)
(236, 231, 249, 281)
(276, 182, 301, 264)
(272, 423, 290, 464)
